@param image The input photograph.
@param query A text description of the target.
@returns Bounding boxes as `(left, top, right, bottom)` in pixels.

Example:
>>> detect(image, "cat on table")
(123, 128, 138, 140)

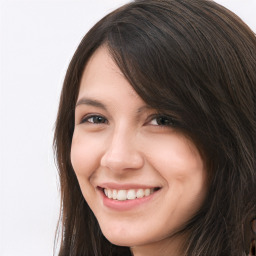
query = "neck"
(130, 234, 185, 256)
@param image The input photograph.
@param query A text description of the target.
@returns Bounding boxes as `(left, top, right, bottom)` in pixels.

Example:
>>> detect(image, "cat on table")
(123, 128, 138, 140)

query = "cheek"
(70, 130, 101, 179)
(145, 134, 207, 208)
(145, 134, 204, 177)
(70, 130, 104, 208)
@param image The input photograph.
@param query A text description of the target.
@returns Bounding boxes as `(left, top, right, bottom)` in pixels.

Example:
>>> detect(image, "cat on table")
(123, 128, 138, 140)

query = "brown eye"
(149, 115, 175, 126)
(81, 115, 108, 124)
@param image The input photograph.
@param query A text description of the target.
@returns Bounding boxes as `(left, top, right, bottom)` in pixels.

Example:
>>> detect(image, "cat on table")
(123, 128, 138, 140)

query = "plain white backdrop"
(0, 1, 255, 255)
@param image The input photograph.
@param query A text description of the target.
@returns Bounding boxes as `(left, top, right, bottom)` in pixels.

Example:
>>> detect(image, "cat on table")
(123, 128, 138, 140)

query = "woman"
(54, 0, 256, 255)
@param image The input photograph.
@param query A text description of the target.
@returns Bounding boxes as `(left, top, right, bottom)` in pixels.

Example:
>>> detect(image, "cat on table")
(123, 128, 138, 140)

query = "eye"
(148, 115, 175, 126)
(81, 115, 108, 124)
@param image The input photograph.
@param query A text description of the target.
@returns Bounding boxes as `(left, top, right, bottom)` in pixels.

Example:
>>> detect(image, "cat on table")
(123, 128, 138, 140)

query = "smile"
(103, 188, 156, 201)
(97, 185, 161, 211)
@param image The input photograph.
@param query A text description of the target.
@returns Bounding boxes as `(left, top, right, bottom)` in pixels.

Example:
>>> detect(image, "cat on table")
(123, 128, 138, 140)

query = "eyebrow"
(136, 105, 152, 114)
(75, 97, 153, 114)
(75, 98, 107, 110)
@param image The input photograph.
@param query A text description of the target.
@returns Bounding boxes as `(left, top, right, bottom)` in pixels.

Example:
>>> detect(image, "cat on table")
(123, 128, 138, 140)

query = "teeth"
(145, 188, 150, 196)
(112, 189, 117, 200)
(103, 188, 155, 201)
(107, 190, 112, 199)
(136, 189, 144, 198)
(117, 190, 126, 201)
(127, 189, 136, 200)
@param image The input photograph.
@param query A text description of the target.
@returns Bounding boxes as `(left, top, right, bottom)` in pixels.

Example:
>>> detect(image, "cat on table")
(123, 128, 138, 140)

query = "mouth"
(98, 187, 161, 201)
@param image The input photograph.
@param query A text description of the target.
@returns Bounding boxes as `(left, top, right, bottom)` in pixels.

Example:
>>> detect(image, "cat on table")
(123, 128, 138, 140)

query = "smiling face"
(71, 46, 207, 254)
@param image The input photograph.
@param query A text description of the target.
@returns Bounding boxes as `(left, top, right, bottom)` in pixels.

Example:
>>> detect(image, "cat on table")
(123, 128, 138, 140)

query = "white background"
(0, 1, 255, 255)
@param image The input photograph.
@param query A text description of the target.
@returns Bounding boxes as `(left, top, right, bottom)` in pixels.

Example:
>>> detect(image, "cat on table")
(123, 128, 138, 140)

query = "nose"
(100, 128, 144, 172)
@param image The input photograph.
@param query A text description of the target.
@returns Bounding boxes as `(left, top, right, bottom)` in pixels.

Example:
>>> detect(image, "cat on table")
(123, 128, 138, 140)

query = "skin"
(71, 46, 207, 256)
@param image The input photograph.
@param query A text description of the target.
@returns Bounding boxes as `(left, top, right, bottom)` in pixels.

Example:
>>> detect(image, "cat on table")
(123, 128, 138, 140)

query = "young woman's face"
(71, 46, 207, 252)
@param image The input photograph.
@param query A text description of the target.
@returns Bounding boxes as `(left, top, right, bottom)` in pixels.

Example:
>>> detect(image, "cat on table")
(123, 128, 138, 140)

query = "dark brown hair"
(54, 0, 256, 255)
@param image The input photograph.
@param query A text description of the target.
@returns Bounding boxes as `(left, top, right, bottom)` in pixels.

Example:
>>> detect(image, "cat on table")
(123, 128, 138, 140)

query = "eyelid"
(80, 113, 108, 124)
(146, 113, 177, 126)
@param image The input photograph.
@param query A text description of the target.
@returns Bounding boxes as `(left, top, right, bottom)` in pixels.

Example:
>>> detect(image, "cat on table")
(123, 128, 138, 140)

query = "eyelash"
(80, 114, 108, 124)
(147, 114, 176, 127)
(80, 113, 176, 127)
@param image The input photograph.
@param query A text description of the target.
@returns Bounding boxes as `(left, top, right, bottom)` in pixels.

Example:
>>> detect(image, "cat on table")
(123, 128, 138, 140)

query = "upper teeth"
(103, 188, 154, 201)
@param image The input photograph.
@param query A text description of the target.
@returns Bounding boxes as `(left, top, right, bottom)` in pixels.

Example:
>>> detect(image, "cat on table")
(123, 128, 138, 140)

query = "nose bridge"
(101, 123, 144, 171)
(110, 125, 130, 152)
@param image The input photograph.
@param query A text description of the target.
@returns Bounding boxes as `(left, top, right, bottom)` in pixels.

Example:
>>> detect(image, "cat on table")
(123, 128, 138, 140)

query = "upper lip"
(98, 182, 161, 190)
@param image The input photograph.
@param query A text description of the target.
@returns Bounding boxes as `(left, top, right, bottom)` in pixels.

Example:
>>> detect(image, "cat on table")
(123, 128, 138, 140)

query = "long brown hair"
(54, 0, 256, 255)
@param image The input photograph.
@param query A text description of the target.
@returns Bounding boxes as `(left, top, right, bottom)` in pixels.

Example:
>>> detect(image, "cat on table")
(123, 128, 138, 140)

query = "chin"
(100, 227, 144, 247)
(107, 238, 133, 247)
(101, 225, 165, 249)
(103, 233, 133, 247)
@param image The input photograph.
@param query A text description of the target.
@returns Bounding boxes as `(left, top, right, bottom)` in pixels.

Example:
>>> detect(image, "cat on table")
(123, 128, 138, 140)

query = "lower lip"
(99, 189, 160, 211)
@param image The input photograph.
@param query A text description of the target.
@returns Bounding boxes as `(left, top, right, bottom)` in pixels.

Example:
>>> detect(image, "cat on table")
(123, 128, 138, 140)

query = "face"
(71, 46, 207, 251)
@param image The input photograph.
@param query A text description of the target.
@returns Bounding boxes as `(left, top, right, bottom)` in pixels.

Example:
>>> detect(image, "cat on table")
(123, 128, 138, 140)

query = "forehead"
(78, 46, 140, 100)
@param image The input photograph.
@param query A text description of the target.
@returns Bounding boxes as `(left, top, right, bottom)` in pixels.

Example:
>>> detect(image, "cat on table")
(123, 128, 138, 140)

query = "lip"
(97, 183, 161, 211)
(98, 182, 158, 190)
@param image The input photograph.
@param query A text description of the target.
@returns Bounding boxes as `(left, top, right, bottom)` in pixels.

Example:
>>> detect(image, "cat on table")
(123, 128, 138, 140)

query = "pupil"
(157, 117, 170, 125)
(94, 116, 104, 123)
